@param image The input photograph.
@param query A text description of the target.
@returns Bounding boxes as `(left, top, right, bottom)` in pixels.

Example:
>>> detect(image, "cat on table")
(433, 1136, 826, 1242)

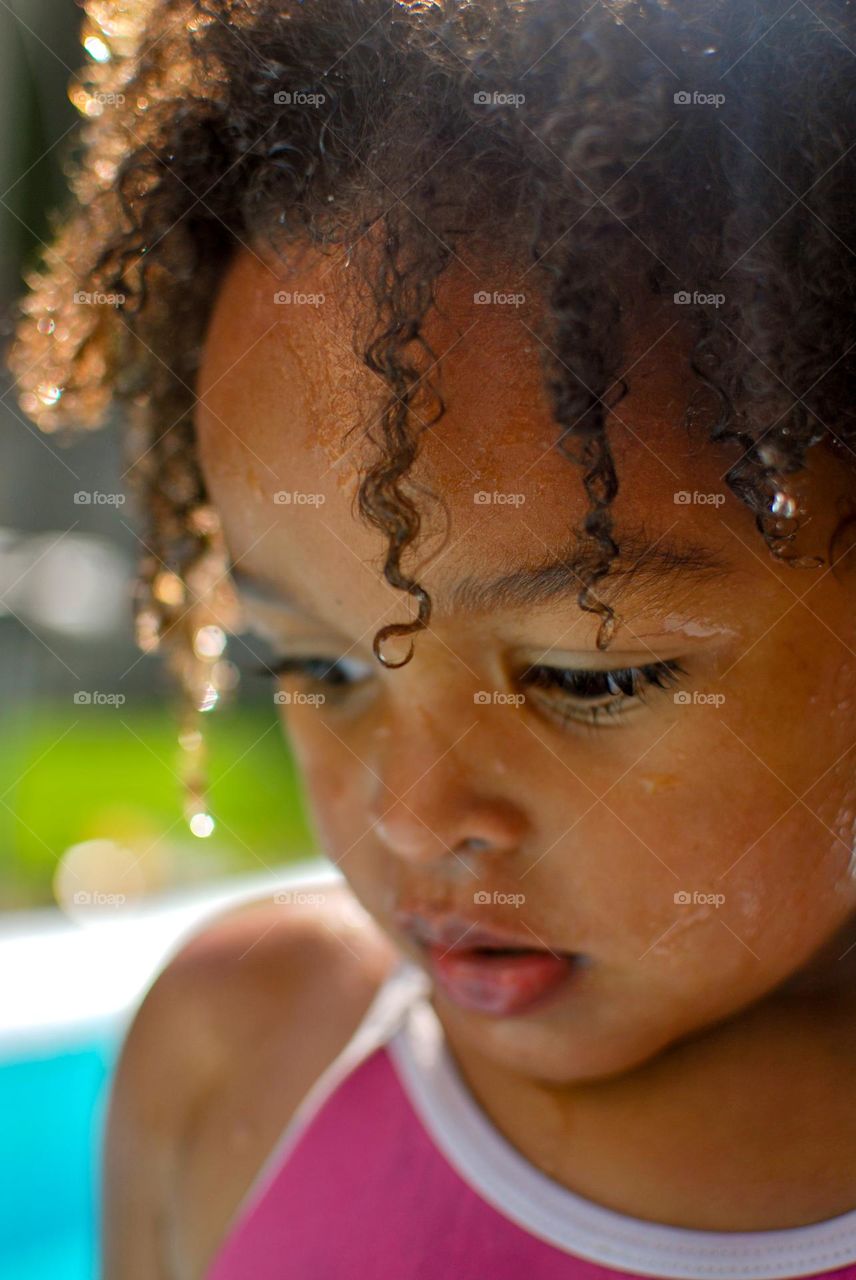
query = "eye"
(255, 654, 373, 695)
(519, 658, 685, 726)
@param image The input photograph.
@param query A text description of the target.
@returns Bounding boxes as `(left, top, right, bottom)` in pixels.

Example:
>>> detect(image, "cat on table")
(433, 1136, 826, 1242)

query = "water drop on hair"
(770, 490, 797, 519)
(596, 612, 618, 649)
(374, 632, 414, 668)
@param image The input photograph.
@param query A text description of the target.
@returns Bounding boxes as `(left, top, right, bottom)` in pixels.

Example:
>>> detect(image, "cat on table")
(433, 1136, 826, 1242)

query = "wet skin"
(194, 239, 856, 1230)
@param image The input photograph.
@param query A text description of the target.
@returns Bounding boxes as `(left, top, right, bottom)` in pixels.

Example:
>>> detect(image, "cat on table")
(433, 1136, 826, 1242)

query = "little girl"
(12, 0, 856, 1277)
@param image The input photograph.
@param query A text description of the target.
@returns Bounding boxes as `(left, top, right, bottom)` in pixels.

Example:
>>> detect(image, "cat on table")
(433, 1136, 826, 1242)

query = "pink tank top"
(204, 963, 856, 1280)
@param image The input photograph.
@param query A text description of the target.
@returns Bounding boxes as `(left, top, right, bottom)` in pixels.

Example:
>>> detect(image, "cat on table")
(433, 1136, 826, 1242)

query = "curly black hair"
(10, 0, 856, 765)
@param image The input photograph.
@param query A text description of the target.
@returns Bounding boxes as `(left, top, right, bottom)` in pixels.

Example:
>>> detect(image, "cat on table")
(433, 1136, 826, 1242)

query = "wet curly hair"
(10, 0, 856, 788)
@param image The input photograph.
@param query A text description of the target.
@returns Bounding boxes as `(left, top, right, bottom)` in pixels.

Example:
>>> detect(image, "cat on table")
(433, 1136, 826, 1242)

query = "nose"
(373, 802, 527, 865)
(369, 735, 529, 867)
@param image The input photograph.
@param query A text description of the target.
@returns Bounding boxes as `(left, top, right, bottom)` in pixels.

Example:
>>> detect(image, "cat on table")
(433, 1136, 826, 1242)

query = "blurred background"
(0, 4, 324, 1275)
(0, 0, 317, 915)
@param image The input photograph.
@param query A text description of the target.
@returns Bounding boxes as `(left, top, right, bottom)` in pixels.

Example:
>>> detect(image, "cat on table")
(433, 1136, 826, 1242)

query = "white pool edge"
(0, 860, 341, 1057)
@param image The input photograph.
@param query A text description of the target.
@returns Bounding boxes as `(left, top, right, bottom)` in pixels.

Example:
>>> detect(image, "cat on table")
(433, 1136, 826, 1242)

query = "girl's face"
(196, 244, 856, 1085)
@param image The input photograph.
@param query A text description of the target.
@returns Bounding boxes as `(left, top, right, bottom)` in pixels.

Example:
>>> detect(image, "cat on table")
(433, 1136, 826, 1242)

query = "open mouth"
(468, 945, 535, 956)
(425, 941, 581, 1017)
(392, 907, 587, 1017)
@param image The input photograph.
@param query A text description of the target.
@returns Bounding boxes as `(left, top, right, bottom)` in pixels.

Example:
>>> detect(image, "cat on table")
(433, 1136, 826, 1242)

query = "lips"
(394, 909, 583, 1017)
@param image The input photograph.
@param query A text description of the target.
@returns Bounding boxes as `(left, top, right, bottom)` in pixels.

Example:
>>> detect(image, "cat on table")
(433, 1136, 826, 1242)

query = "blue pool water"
(0, 868, 335, 1278)
(0, 1026, 119, 1280)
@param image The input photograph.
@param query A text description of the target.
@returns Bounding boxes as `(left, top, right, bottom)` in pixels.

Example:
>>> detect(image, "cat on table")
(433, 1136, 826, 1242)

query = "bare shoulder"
(102, 880, 398, 1280)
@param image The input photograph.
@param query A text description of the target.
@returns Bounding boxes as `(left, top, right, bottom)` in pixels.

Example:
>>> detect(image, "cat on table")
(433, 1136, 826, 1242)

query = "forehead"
(195, 244, 738, 618)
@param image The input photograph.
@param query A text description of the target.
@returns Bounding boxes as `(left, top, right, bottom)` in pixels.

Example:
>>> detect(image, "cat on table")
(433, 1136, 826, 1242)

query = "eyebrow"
(230, 526, 731, 620)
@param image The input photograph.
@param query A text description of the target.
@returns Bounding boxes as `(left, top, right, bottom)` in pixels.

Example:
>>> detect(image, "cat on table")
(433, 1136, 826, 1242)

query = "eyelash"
(519, 659, 685, 725)
(256, 656, 363, 689)
(256, 655, 686, 725)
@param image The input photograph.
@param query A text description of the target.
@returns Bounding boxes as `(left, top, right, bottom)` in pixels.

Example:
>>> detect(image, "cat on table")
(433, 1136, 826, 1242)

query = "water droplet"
(770, 490, 796, 519)
(179, 728, 203, 752)
(152, 570, 184, 606)
(189, 812, 215, 838)
(193, 624, 227, 660)
(83, 34, 111, 62)
(198, 683, 219, 712)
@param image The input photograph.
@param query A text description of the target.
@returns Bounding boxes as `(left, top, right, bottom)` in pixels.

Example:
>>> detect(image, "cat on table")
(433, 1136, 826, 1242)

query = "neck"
(442, 916, 856, 1232)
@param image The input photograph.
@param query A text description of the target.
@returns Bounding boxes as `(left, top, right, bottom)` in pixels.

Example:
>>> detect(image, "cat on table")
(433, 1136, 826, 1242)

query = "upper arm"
(101, 890, 395, 1280)
(101, 920, 231, 1280)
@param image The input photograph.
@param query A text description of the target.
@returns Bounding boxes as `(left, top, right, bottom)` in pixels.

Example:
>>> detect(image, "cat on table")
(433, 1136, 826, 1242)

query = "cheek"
(529, 717, 856, 970)
(280, 706, 447, 856)
(280, 711, 365, 853)
(651, 798, 852, 980)
(808, 754, 856, 899)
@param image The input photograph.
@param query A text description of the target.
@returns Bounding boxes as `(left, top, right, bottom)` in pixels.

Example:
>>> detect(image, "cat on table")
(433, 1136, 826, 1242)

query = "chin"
(438, 991, 681, 1087)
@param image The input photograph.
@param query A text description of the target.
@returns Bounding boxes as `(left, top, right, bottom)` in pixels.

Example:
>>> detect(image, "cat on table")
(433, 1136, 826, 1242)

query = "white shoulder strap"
(223, 959, 428, 1234)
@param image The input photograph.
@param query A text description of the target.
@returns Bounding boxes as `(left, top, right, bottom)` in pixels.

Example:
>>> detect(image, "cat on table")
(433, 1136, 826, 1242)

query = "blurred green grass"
(0, 702, 318, 908)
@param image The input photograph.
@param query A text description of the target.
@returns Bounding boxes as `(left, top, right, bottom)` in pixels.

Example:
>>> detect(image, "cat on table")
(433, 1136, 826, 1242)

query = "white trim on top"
(207, 959, 427, 1265)
(388, 984, 856, 1280)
